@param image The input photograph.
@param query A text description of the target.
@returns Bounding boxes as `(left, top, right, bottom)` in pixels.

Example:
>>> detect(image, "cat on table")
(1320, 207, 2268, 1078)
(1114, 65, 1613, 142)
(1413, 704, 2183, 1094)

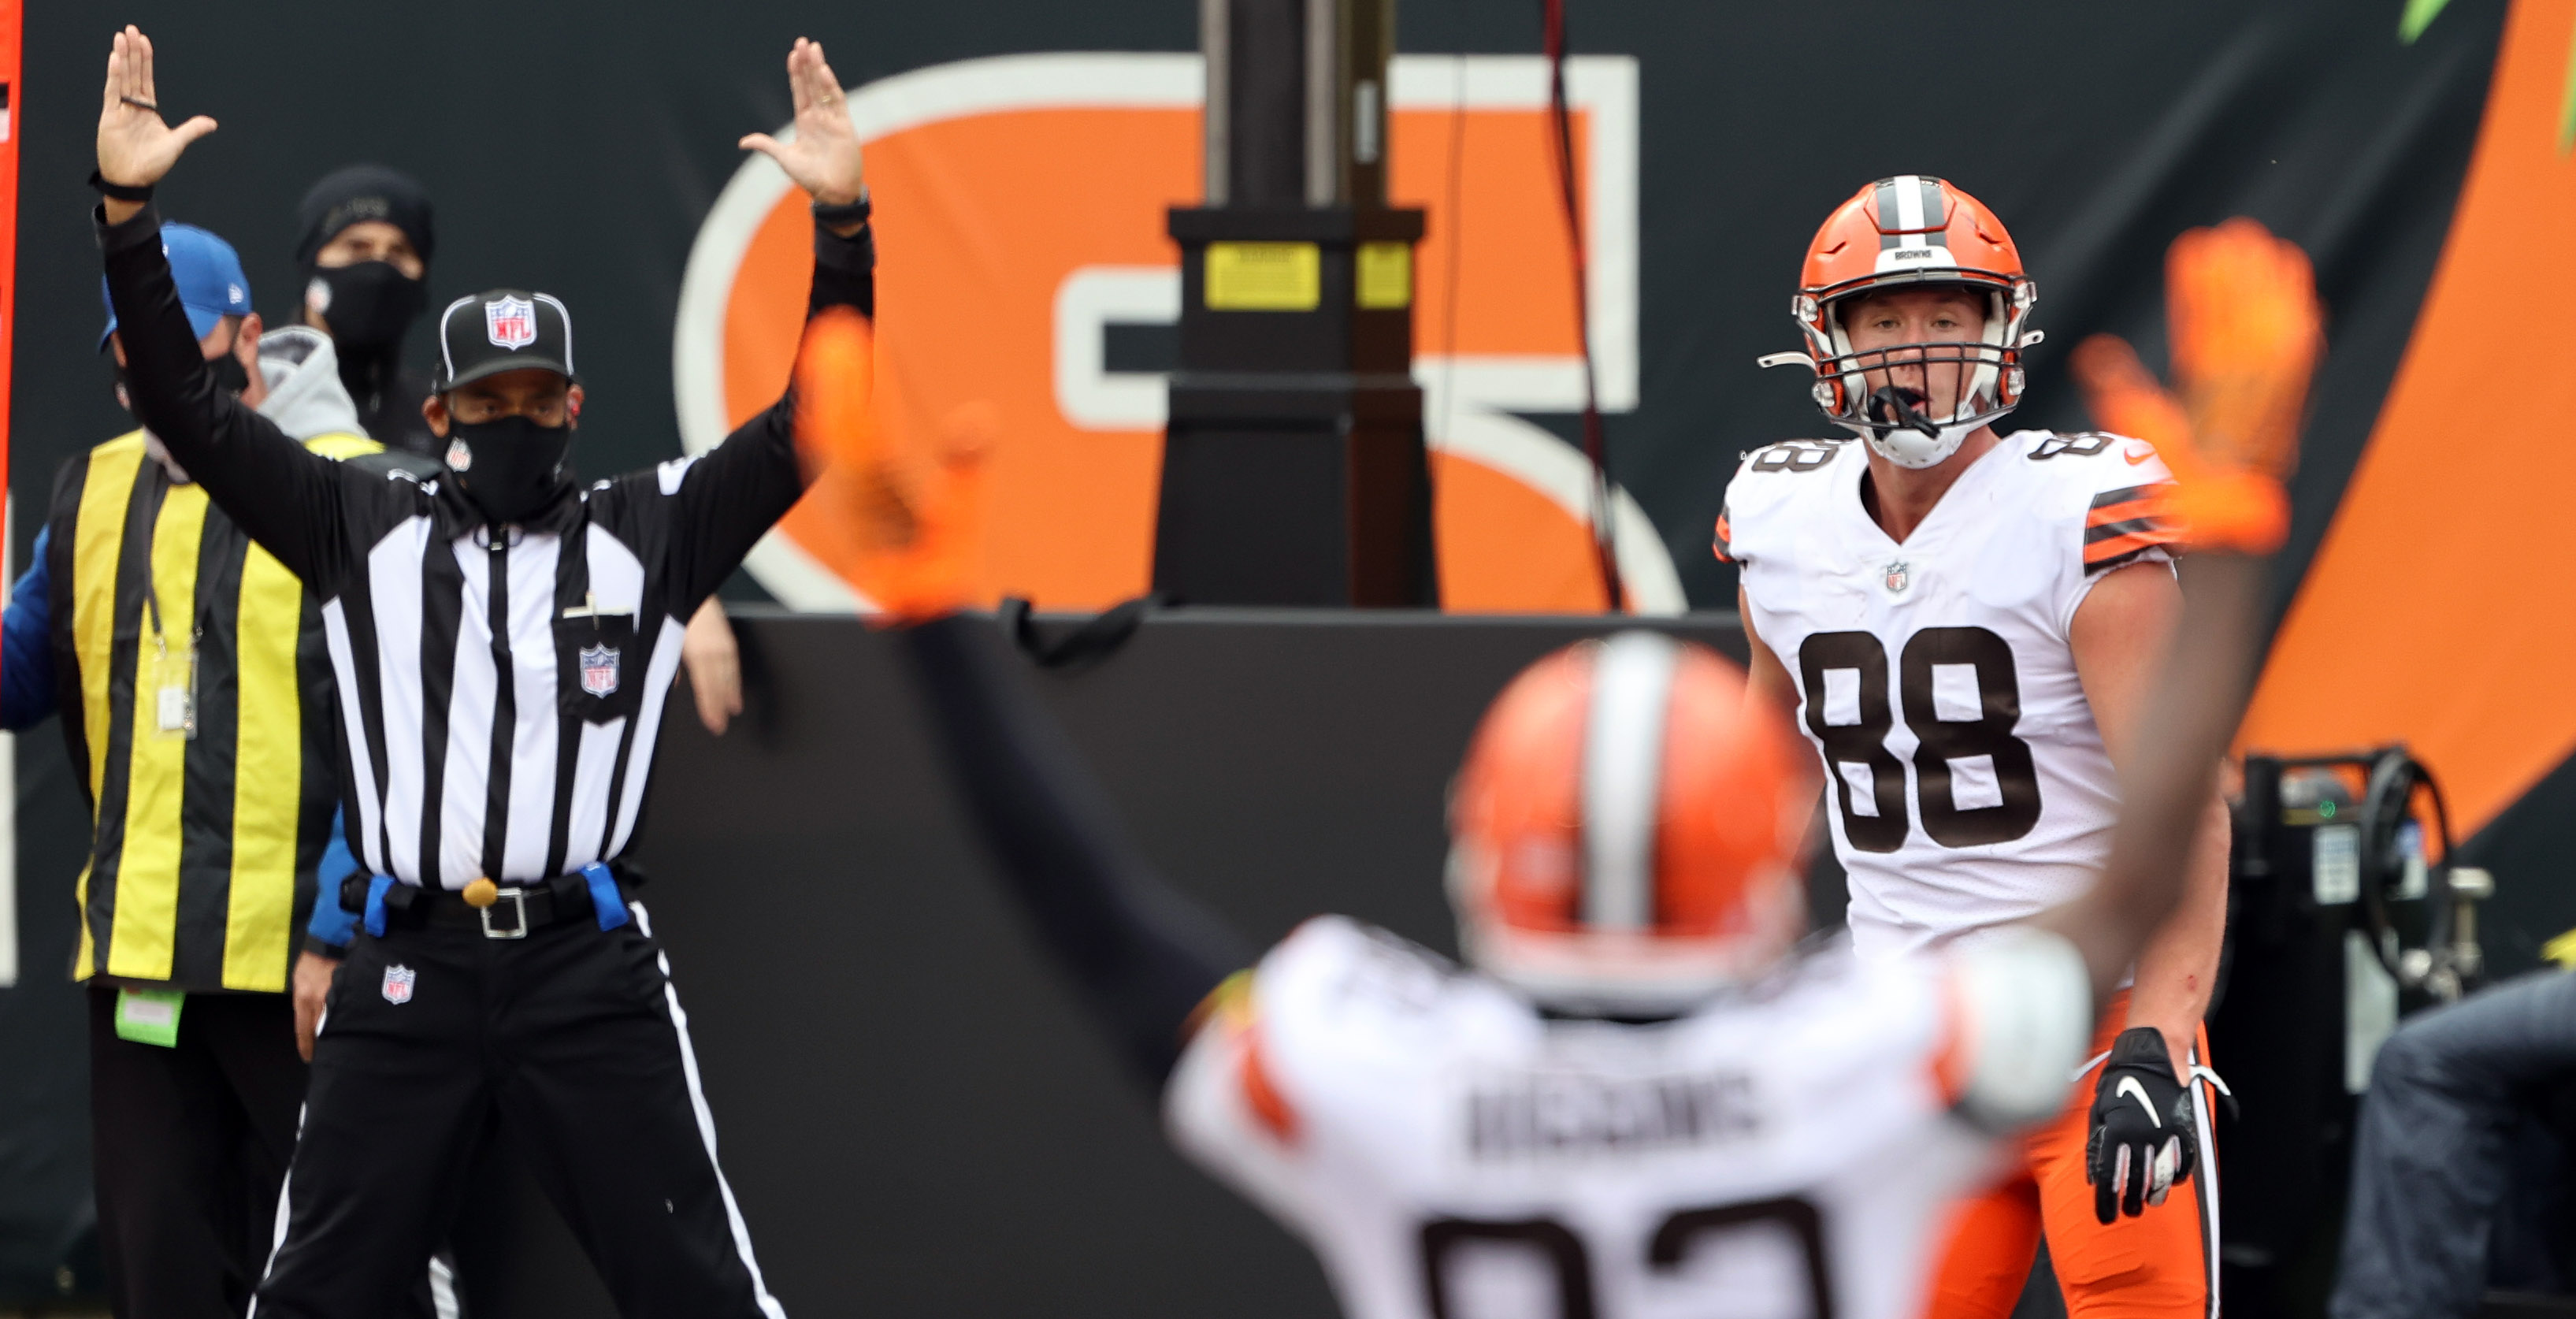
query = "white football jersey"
(1167, 916, 2092, 1319)
(1719, 430, 2178, 960)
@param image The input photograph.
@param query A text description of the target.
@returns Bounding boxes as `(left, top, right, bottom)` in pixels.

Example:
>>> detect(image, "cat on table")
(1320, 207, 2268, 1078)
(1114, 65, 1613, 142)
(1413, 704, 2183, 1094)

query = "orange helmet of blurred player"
(1447, 632, 1814, 1015)
(1758, 175, 2040, 470)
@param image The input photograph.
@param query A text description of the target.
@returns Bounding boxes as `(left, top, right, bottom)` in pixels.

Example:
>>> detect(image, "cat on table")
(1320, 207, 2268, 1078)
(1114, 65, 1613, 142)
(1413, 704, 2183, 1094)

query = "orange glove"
(793, 307, 877, 477)
(2072, 217, 2323, 555)
(791, 309, 991, 625)
(862, 402, 993, 625)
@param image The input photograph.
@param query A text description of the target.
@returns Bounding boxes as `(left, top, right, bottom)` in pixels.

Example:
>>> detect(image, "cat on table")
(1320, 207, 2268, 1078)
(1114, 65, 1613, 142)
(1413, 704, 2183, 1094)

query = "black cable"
(1540, 0, 1622, 612)
(1438, 7, 1468, 452)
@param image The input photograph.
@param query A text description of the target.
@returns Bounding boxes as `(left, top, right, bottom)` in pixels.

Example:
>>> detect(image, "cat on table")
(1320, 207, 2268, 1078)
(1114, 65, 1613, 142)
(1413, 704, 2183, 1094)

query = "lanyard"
(141, 572, 200, 740)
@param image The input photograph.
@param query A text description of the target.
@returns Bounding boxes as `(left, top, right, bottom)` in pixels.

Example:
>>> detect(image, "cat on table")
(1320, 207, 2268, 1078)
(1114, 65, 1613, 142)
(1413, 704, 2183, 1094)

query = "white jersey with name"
(1167, 916, 2093, 1319)
(1718, 430, 2179, 960)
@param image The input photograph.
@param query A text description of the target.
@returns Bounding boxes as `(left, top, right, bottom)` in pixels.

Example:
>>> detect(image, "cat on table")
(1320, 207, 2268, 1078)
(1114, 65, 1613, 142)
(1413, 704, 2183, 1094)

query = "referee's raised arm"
(656, 34, 875, 610)
(91, 26, 350, 585)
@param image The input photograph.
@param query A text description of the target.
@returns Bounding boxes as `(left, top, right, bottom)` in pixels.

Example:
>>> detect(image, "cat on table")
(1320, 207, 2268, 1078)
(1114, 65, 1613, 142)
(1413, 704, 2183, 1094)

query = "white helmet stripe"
(1875, 175, 1952, 258)
(1890, 173, 1925, 231)
(1581, 632, 1681, 932)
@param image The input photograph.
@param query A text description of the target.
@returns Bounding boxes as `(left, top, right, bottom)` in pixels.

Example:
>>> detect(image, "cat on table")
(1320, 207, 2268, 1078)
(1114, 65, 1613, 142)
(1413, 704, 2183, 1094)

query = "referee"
(93, 27, 868, 1316)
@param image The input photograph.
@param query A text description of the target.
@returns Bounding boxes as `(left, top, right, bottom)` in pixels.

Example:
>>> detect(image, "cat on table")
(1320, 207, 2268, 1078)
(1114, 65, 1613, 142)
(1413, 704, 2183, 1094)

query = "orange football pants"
(1926, 993, 2219, 1319)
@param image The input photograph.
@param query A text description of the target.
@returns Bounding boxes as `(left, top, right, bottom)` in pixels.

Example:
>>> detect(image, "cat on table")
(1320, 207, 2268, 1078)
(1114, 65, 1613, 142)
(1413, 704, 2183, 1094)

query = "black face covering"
(444, 414, 574, 524)
(115, 346, 250, 409)
(207, 347, 251, 397)
(106, 327, 250, 409)
(306, 261, 427, 354)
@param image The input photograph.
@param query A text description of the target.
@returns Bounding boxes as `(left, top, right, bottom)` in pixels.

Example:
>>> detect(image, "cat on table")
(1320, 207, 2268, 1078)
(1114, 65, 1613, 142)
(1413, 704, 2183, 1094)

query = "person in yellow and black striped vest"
(0, 221, 431, 1319)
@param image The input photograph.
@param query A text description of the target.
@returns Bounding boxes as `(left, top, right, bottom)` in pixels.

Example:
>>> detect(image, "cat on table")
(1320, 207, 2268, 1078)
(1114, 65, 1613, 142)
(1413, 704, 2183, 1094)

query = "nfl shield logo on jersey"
(1883, 558, 1911, 594)
(485, 296, 538, 351)
(382, 964, 417, 1005)
(579, 644, 620, 697)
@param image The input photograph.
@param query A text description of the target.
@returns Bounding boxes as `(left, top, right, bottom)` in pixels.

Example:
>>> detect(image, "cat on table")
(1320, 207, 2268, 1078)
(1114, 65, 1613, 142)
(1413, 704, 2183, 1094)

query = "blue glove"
(306, 805, 362, 953)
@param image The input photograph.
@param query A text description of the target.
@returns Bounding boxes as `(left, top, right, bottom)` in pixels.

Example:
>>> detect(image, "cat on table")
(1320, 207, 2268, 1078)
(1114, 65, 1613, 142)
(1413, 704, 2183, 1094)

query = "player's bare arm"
(1737, 587, 1800, 723)
(2025, 219, 2321, 1227)
(2039, 556, 2265, 1004)
(790, 316, 1246, 1084)
(2068, 561, 2231, 1083)
(2047, 217, 2321, 997)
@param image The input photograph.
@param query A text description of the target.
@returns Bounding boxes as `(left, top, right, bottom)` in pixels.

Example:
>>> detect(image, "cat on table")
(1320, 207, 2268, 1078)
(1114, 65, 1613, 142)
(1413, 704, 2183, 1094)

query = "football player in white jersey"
(1724, 178, 2279, 1319)
(809, 218, 2313, 1319)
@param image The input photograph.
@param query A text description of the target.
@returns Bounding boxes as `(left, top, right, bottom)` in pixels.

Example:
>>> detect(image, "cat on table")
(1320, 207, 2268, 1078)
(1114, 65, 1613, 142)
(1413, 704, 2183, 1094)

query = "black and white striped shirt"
(102, 202, 875, 890)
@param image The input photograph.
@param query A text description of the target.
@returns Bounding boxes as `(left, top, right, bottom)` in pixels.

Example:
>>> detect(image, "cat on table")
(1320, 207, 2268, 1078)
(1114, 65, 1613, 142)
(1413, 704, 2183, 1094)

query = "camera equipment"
(2209, 745, 2492, 1318)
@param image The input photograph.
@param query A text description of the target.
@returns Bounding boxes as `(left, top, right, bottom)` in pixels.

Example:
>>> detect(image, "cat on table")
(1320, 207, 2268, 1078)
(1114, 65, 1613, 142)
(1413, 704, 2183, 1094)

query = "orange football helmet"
(1758, 175, 2040, 468)
(1448, 632, 1813, 1013)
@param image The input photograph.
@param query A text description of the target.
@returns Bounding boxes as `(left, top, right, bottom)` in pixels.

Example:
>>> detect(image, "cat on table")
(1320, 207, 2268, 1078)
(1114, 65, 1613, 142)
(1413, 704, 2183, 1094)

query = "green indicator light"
(2320, 800, 2337, 819)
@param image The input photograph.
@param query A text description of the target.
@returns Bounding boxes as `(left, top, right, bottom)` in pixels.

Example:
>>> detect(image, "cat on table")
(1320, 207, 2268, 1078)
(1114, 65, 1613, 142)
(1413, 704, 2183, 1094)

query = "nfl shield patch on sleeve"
(382, 964, 418, 1005)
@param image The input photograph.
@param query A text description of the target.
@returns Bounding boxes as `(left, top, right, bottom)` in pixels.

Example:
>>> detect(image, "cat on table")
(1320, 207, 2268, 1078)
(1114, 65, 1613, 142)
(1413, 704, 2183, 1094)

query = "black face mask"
(115, 345, 251, 411)
(444, 414, 573, 524)
(207, 346, 251, 397)
(306, 261, 427, 354)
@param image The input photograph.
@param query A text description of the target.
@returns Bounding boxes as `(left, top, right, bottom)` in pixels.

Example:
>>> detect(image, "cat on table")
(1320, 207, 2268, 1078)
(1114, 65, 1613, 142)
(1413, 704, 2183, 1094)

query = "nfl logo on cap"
(439, 288, 574, 390)
(486, 296, 538, 351)
(382, 964, 418, 1005)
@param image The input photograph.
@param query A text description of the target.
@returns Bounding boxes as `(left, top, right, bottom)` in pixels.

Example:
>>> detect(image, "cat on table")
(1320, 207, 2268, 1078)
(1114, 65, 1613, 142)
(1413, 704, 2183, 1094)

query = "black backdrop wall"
(0, 0, 2507, 608)
(0, 0, 2525, 1304)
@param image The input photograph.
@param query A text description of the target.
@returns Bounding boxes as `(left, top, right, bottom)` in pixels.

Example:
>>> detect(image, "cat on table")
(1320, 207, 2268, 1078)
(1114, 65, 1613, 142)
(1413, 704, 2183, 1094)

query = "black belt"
(339, 869, 633, 940)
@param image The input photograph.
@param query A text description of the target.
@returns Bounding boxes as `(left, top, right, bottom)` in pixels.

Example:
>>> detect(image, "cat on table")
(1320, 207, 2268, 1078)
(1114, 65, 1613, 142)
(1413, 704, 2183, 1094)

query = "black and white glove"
(2084, 1027, 2198, 1224)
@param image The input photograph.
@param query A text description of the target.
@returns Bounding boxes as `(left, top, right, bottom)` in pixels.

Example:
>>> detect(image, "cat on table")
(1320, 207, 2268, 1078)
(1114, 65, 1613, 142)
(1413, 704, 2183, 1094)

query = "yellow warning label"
(1205, 242, 1320, 310)
(1357, 242, 1412, 310)
(2544, 926, 2576, 969)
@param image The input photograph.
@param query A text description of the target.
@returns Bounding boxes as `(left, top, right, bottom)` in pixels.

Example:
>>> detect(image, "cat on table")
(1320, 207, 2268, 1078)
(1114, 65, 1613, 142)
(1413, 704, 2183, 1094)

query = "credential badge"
(485, 295, 538, 351)
(579, 643, 620, 698)
(382, 963, 417, 1005)
(1883, 559, 1911, 594)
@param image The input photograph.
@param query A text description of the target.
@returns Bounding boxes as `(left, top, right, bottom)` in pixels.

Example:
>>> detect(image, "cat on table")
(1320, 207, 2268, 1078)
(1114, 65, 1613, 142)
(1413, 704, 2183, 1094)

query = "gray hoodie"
(254, 325, 366, 441)
(144, 325, 368, 482)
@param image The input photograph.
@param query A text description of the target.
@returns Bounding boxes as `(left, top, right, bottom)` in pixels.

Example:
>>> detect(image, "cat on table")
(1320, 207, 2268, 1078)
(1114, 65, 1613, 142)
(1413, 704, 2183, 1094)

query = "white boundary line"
(673, 51, 1666, 612)
(633, 901, 789, 1319)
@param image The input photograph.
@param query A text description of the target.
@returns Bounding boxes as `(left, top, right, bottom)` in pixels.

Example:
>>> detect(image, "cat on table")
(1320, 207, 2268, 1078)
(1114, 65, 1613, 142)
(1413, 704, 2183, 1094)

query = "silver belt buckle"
(479, 888, 530, 940)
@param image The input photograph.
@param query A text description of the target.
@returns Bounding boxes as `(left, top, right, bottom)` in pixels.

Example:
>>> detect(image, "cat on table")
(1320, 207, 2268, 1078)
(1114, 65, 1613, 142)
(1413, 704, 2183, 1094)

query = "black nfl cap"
(436, 289, 577, 390)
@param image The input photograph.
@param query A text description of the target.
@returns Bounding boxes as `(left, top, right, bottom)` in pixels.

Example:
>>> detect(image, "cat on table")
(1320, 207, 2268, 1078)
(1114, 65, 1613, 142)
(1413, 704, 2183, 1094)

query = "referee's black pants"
(88, 986, 305, 1319)
(251, 901, 782, 1318)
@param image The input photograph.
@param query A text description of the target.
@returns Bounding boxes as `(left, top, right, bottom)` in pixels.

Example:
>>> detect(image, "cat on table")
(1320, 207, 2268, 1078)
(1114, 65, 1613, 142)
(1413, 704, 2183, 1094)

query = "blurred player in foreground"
(813, 223, 2315, 1318)
(1728, 178, 2269, 1317)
